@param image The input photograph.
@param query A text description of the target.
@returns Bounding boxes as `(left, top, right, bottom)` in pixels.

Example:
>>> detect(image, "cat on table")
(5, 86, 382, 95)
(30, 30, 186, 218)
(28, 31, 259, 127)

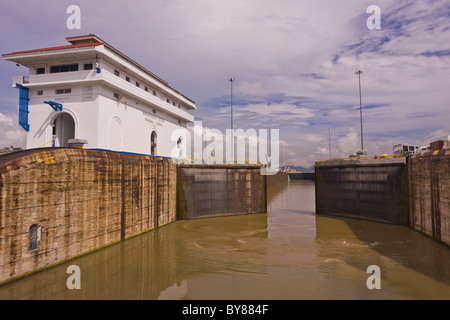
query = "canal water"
(1, 174, 449, 300)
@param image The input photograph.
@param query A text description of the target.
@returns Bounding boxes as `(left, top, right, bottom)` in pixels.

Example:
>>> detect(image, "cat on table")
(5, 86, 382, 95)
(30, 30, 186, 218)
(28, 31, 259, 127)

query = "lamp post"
(355, 69, 364, 151)
(229, 77, 235, 130)
(229, 77, 235, 162)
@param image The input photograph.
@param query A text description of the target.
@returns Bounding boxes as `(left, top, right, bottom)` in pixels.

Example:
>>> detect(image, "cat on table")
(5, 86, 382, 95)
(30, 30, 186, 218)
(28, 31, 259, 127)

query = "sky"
(0, 0, 449, 166)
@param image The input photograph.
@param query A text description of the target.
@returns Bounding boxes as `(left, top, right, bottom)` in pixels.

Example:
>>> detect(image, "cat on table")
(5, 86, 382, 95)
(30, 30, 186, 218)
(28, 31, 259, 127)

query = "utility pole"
(229, 77, 235, 130)
(355, 69, 364, 151)
(229, 77, 235, 163)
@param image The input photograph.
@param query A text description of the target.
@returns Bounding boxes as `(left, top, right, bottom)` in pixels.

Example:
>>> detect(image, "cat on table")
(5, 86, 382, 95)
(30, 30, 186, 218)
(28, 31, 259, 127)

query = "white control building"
(2, 34, 196, 157)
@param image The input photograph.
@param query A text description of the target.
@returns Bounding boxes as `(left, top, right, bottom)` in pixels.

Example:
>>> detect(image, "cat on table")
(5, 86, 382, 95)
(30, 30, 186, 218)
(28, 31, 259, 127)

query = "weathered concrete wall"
(0, 148, 176, 284)
(408, 149, 450, 246)
(177, 165, 266, 219)
(315, 164, 409, 225)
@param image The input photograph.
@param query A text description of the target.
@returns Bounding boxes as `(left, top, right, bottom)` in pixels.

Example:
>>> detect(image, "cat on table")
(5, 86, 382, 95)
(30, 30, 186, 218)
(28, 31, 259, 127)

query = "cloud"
(304, 134, 323, 143)
(0, 112, 26, 148)
(0, 0, 449, 166)
(236, 81, 265, 97)
(337, 127, 360, 156)
(213, 102, 315, 129)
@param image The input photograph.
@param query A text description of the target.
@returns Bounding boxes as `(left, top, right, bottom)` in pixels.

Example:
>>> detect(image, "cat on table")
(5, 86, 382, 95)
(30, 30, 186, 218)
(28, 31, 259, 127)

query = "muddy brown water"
(0, 176, 449, 299)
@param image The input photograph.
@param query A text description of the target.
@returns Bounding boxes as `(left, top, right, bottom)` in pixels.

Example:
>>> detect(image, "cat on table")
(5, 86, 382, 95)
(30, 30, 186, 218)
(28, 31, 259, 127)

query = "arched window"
(28, 224, 40, 250)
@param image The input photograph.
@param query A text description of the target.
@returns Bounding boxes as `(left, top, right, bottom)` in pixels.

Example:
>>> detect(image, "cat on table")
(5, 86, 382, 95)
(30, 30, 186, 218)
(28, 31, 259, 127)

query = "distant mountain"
(281, 165, 314, 172)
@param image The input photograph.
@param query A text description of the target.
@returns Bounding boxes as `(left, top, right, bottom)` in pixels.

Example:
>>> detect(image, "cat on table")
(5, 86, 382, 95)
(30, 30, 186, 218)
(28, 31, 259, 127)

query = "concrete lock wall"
(177, 165, 266, 220)
(408, 149, 450, 246)
(0, 148, 177, 284)
(315, 164, 409, 225)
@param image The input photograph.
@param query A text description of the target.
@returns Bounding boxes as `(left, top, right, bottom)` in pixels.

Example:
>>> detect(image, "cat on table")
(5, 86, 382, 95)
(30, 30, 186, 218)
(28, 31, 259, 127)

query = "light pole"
(355, 69, 364, 151)
(229, 77, 235, 130)
(229, 77, 235, 162)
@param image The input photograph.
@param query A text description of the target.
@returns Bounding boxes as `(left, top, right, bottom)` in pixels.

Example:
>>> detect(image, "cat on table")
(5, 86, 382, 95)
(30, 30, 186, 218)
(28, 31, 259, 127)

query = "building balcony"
(13, 70, 101, 88)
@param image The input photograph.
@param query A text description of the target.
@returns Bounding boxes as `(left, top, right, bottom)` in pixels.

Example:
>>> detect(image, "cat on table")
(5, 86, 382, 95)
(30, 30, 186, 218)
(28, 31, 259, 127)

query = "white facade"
(2, 34, 196, 157)
(393, 144, 420, 155)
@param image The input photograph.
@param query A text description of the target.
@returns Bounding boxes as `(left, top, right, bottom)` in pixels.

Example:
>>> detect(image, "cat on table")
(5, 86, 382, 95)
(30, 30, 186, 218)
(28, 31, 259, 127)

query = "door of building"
(52, 113, 75, 147)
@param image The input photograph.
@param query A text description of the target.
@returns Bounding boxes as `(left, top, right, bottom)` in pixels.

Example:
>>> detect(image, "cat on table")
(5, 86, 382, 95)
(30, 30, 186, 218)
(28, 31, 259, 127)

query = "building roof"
(66, 34, 104, 44)
(66, 34, 170, 86)
(2, 34, 169, 86)
(4, 42, 103, 55)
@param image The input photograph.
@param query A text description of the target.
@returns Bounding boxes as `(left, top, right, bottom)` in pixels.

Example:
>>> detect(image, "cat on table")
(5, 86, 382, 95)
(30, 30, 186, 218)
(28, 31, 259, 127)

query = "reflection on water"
(1, 173, 449, 299)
